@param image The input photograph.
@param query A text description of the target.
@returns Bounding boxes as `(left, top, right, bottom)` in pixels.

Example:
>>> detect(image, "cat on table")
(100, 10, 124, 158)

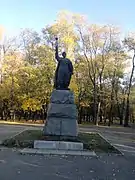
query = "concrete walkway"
(0, 148, 134, 180)
(1, 122, 135, 156)
(0, 123, 135, 179)
(79, 125, 135, 156)
(0, 124, 26, 143)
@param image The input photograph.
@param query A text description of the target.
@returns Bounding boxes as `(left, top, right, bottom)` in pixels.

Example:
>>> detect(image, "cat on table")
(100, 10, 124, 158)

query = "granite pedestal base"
(43, 90, 78, 138)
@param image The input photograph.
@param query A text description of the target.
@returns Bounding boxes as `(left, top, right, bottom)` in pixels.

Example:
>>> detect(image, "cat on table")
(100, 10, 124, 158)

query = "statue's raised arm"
(55, 37, 60, 61)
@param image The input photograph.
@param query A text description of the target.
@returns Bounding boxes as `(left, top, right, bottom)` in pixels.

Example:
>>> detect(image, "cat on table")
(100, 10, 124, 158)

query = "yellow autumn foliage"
(21, 98, 41, 111)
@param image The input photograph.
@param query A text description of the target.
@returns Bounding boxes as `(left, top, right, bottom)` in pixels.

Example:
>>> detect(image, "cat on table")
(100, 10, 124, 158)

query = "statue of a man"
(54, 37, 73, 90)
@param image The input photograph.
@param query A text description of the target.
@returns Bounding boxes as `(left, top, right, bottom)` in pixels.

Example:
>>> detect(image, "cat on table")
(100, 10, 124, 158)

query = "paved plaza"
(0, 124, 135, 179)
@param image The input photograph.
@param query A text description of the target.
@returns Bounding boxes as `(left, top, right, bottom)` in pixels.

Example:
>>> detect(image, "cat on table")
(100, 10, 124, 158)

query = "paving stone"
(81, 151, 97, 156)
(20, 148, 37, 154)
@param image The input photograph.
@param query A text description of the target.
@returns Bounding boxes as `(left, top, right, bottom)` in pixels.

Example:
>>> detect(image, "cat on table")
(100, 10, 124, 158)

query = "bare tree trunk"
(124, 96, 130, 127)
(115, 88, 123, 125)
(93, 81, 98, 125)
(98, 69, 104, 124)
(10, 74, 15, 120)
(124, 51, 135, 127)
(96, 102, 101, 125)
(0, 45, 4, 84)
(108, 70, 116, 126)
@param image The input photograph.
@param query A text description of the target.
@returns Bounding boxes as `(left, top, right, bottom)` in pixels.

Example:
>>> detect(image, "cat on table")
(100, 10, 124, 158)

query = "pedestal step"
(34, 140, 83, 151)
(20, 148, 97, 156)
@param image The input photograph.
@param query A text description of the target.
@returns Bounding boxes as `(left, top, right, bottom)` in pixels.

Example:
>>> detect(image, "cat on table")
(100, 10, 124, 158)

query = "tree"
(75, 21, 122, 125)
(0, 10, 134, 125)
(106, 43, 126, 125)
(123, 36, 135, 126)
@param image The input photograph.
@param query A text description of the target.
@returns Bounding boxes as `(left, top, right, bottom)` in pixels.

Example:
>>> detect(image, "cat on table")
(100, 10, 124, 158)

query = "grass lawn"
(2, 130, 121, 154)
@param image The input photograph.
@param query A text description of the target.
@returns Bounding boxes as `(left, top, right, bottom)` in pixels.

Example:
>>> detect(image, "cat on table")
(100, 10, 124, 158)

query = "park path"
(0, 124, 26, 143)
(0, 123, 135, 179)
(1, 122, 135, 156)
(0, 148, 134, 180)
(0, 124, 39, 143)
(79, 125, 135, 156)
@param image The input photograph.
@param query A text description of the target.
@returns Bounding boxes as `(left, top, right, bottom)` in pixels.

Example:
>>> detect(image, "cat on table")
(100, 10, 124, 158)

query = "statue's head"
(62, 52, 66, 58)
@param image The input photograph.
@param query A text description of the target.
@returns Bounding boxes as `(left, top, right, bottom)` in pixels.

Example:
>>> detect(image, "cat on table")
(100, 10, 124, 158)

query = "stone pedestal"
(43, 90, 78, 137)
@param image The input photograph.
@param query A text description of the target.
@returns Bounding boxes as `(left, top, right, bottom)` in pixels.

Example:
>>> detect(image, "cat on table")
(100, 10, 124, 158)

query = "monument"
(43, 37, 78, 138)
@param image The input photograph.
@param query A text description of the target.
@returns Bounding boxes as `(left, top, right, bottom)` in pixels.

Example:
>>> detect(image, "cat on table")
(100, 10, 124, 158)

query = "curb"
(98, 132, 124, 156)
(1, 129, 27, 145)
(19, 148, 97, 156)
(0, 121, 44, 127)
(79, 131, 123, 155)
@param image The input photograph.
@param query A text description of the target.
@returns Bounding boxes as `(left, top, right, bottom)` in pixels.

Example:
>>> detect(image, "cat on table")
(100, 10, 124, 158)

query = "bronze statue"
(54, 37, 73, 90)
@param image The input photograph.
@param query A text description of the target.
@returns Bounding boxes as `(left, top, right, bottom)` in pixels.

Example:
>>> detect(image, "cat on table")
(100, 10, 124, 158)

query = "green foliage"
(0, 10, 134, 125)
